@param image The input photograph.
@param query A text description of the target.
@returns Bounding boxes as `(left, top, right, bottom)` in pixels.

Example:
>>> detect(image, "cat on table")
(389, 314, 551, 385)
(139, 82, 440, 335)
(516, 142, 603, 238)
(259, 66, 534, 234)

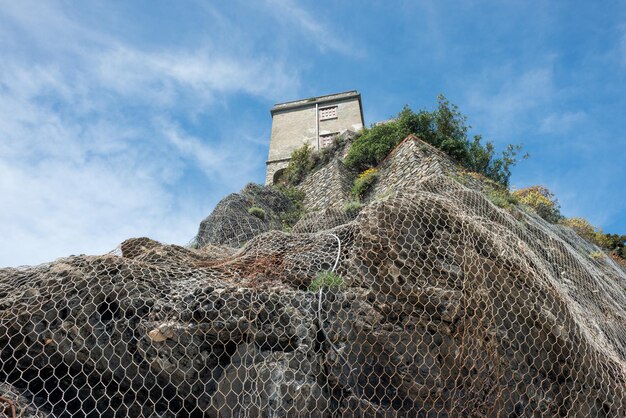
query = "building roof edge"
(270, 90, 360, 114)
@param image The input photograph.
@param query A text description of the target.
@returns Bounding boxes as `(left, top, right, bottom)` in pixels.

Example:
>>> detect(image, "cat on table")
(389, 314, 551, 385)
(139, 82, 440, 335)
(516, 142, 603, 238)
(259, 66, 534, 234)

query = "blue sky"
(1, 0, 624, 267)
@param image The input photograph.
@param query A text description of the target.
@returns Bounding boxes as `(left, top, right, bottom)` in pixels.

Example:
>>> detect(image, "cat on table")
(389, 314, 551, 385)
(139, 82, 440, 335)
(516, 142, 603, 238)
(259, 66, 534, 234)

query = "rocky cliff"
(0, 136, 624, 417)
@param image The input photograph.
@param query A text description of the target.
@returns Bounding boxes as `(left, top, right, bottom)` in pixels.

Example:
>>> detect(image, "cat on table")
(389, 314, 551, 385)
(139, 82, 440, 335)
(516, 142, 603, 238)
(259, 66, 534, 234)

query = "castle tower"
(266, 90, 364, 185)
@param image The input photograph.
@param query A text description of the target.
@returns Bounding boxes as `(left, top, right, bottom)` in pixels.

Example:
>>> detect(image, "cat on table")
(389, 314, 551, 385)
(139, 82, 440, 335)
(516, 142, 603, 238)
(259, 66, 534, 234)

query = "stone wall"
(297, 158, 353, 211)
(368, 135, 459, 201)
(294, 134, 481, 213)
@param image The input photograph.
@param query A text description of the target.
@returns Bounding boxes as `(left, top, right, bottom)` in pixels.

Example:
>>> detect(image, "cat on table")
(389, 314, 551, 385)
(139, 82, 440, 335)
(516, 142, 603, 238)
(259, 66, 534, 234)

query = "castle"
(265, 90, 364, 185)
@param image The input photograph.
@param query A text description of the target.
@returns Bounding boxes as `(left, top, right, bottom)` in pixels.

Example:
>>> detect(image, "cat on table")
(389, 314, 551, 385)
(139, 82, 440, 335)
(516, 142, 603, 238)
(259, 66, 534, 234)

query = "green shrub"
(607, 236, 626, 260)
(248, 206, 266, 220)
(284, 144, 317, 185)
(343, 200, 363, 216)
(351, 168, 379, 200)
(309, 271, 345, 292)
(284, 137, 346, 185)
(274, 184, 305, 205)
(344, 95, 527, 187)
(564, 217, 597, 242)
(512, 186, 561, 223)
(279, 210, 302, 231)
(487, 188, 519, 209)
(273, 185, 306, 230)
(344, 122, 404, 172)
(598, 233, 626, 255)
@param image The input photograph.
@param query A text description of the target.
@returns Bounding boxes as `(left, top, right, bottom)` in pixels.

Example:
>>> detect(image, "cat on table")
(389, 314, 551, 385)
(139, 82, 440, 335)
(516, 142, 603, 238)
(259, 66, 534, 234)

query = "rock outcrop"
(1, 138, 625, 417)
(194, 183, 295, 248)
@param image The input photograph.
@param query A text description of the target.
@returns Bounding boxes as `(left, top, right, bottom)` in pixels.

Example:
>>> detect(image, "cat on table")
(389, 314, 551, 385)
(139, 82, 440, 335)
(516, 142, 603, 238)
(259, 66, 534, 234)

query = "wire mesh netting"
(1, 174, 625, 417)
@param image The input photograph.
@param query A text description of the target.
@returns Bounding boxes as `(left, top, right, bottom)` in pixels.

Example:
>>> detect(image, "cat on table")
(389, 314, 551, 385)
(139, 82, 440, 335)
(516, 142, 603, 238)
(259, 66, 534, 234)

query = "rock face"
(1, 147, 625, 416)
(292, 208, 357, 234)
(195, 183, 295, 247)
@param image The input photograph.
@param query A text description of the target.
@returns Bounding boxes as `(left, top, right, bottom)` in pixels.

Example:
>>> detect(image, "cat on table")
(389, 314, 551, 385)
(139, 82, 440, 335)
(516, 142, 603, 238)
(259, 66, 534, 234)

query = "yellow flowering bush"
(512, 185, 561, 223)
(358, 168, 378, 180)
(351, 168, 379, 200)
(562, 217, 614, 249)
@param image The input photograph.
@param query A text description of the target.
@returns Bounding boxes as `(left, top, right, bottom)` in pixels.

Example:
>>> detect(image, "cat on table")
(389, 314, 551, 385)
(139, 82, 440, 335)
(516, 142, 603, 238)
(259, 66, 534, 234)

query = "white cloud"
(94, 47, 298, 107)
(0, 60, 190, 265)
(539, 111, 586, 134)
(464, 66, 555, 137)
(265, 0, 363, 57)
(0, 0, 113, 56)
(0, 150, 192, 266)
(0, 1, 300, 267)
(158, 118, 261, 184)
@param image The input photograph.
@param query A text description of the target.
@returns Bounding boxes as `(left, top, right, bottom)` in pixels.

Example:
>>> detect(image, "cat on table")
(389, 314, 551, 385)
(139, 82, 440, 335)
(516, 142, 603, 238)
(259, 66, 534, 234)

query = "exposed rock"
(2, 174, 625, 416)
(292, 208, 356, 234)
(195, 183, 295, 247)
(0, 383, 44, 417)
(1, 139, 625, 416)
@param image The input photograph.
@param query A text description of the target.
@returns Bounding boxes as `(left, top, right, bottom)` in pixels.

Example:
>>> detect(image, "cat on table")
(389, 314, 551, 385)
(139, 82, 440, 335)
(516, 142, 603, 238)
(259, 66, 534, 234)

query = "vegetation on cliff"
(345, 95, 527, 187)
(273, 184, 306, 231)
(281, 95, 624, 262)
(283, 134, 349, 185)
(512, 185, 561, 223)
(351, 168, 379, 200)
(506, 185, 625, 260)
(562, 217, 626, 259)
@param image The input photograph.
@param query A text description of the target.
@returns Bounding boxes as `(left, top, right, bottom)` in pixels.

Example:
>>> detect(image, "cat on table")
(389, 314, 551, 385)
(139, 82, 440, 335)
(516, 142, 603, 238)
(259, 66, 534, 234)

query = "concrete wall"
(317, 98, 364, 138)
(266, 96, 363, 185)
(268, 106, 317, 162)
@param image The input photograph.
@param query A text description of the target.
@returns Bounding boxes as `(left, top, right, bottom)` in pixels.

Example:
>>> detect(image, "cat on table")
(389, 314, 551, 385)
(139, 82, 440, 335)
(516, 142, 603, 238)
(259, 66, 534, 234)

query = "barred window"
(320, 133, 336, 148)
(319, 106, 337, 120)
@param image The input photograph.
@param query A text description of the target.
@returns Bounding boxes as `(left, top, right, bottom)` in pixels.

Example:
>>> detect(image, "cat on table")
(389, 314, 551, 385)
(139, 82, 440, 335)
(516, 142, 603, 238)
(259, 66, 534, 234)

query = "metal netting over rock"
(194, 183, 296, 248)
(1, 174, 625, 417)
(292, 208, 357, 234)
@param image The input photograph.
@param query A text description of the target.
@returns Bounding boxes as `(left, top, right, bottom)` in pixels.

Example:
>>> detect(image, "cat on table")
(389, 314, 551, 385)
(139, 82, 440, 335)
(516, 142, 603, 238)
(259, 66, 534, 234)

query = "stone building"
(265, 90, 364, 185)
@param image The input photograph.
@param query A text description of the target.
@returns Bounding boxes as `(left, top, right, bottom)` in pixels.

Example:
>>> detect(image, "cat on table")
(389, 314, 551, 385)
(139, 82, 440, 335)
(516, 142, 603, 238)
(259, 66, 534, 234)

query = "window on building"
(319, 106, 337, 121)
(320, 133, 337, 148)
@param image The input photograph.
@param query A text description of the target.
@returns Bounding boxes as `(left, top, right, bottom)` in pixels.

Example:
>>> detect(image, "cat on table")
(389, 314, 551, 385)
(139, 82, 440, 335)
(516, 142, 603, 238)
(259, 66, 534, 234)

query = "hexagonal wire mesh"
(0, 174, 625, 417)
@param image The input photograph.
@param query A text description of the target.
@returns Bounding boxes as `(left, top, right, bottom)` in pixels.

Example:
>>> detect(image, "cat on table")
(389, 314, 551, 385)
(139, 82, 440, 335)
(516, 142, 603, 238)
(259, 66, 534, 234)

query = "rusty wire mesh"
(0, 174, 625, 417)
